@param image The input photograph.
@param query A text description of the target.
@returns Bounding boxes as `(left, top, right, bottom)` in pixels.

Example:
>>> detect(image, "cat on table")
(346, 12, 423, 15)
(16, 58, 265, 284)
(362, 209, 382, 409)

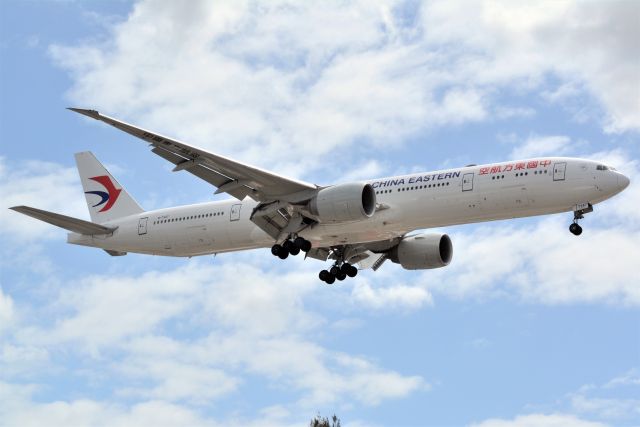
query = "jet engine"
(308, 182, 376, 223)
(389, 233, 453, 270)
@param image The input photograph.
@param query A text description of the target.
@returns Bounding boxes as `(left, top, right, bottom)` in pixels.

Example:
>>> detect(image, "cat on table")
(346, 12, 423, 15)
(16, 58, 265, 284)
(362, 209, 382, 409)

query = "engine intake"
(389, 233, 453, 270)
(309, 182, 376, 223)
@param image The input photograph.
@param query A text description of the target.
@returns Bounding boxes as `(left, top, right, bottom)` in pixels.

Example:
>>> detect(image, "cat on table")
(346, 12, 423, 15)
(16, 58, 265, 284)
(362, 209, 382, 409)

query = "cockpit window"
(596, 165, 607, 170)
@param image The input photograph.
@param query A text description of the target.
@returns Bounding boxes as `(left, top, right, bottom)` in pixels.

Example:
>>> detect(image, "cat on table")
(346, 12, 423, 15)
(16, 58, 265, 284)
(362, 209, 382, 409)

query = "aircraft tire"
(346, 266, 358, 277)
(294, 237, 306, 249)
(569, 223, 582, 236)
(278, 247, 289, 259)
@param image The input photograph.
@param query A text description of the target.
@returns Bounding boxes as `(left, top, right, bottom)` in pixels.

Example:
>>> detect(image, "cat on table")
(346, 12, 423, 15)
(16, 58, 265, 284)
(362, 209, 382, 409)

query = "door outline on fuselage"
(462, 172, 474, 191)
(553, 162, 567, 181)
(138, 217, 148, 235)
(230, 204, 241, 222)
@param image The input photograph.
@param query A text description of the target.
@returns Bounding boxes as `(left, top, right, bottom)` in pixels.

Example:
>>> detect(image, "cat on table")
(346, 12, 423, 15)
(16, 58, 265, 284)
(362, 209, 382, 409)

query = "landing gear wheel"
(330, 266, 340, 276)
(293, 237, 312, 252)
(340, 263, 351, 274)
(277, 246, 289, 259)
(336, 272, 347, 281)
(289, 246, 300, 256)
(282, 240, 293, 251)
(271, 244, 281, 256)
(325, 275, 335, 285)
(569, 223, 583, 236)
(319, 270, 330, 282)
(346, 265, 358, 278)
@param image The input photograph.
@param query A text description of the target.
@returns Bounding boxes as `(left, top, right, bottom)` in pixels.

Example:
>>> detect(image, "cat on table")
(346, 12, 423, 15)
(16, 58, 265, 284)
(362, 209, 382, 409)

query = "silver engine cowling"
(308, 182, 376, 223)
(389, 233, 453, 270)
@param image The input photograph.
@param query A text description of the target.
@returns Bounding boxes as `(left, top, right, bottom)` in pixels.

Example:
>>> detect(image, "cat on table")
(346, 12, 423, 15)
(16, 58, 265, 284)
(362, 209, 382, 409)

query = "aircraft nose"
(618, 173, 630, 191)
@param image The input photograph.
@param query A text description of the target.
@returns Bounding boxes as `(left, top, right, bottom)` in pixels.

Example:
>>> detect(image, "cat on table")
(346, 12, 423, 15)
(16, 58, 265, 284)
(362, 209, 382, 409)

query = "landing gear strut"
(271, 235, 312, 260)
(569, 203, 593, 236)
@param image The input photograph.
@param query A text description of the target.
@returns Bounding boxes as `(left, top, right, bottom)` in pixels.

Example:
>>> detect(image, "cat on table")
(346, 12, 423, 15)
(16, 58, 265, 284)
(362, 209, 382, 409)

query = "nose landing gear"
(569, 202, 593, 236)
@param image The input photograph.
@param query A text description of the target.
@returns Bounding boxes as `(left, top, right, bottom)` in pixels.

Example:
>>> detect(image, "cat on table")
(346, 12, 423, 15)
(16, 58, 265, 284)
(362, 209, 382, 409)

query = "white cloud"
(469, 413, 607, 427)
(420, 1, 640, 133)
(604, 368, 640, 389)
(31, 265, 209, 352)
(118, 356, 240, 403)
(424, 218, 640, 306)
(0, 287, 14, 336)
(4, 260, 426, 414)
(0, 382, 213, 427)
(338, 160, 386, 183)
(0, 380, 307, 427)
(510, 135, 573, 159)
(48, 1, 639, 187)
(0, 344, 49, 378)
(563, 369, 640, 422)
(570, 394, 640, 422)
(351, 280, 433, 311)
(0, 157, 87, 240)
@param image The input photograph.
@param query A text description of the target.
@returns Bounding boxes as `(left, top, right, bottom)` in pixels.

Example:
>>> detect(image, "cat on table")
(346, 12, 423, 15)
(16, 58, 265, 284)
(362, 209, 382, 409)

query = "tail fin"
(75, 151, 144, 223)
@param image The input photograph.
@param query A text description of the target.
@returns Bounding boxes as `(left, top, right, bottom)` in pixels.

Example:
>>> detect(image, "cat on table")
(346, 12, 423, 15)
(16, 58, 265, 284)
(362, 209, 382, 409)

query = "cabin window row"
(153, 212, 224, 225)
(375, 182, 451, 195)
(514, 170, 547, 177)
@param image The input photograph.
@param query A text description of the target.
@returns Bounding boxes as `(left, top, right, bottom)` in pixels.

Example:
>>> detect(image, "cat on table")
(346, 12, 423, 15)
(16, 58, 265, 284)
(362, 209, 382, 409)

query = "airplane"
(10, 109, 630, 284)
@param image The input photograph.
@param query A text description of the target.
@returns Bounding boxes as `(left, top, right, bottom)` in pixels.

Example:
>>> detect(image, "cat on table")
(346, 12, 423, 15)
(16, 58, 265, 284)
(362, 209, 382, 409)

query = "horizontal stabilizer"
(10, 206, 116, 235)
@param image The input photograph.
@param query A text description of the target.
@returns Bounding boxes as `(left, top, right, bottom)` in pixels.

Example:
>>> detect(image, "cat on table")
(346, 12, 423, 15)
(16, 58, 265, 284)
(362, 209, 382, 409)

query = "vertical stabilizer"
(75, 151, 144, 223)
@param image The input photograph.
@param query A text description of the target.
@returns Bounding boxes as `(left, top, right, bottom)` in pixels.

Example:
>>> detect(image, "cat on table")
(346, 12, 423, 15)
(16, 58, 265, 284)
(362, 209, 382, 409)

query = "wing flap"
(10, 206, 116, 235)
(151, 146, 252, 200)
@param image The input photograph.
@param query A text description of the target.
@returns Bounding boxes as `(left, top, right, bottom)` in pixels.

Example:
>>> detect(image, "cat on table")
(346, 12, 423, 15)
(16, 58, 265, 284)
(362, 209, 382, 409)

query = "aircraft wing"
(68, 108, 317, 202)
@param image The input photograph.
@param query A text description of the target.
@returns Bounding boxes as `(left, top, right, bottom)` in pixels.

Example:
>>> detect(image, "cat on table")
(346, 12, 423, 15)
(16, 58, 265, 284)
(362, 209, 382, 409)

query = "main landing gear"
(319, 262, 358, 285)
(569, 203, 593, 236)
(317, 246, 358, 284)
(271, 236, 312, 259)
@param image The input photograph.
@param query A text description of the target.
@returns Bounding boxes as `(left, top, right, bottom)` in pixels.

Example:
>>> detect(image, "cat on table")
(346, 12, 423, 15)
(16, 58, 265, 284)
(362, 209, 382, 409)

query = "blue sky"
(1, 1, 639, 426)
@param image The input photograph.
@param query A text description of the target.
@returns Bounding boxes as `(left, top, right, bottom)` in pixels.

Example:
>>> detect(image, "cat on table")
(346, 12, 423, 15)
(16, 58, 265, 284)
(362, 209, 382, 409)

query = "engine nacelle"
(389, 233, 453, 270)
(308, 182, 376, 223)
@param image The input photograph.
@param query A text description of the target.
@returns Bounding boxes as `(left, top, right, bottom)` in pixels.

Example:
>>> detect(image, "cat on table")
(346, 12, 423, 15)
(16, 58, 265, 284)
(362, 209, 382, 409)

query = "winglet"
(67, 108, 101, 120)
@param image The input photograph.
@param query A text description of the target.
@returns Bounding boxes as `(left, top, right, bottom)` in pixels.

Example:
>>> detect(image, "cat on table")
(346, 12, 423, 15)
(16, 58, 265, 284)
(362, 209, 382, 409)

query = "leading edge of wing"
(68, 108, 317, 199)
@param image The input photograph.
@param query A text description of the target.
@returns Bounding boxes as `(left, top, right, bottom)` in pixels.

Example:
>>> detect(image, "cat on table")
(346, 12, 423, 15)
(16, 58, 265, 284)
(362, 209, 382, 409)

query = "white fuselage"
(68, 157, 628, 257)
